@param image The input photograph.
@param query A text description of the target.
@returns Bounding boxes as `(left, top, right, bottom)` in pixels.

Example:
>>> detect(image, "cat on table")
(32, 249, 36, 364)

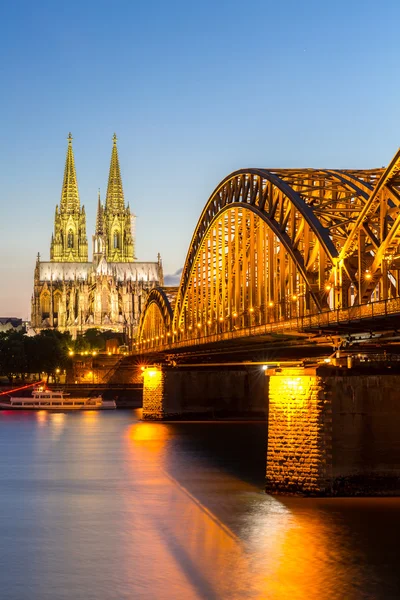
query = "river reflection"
(0, 409, 399, 599)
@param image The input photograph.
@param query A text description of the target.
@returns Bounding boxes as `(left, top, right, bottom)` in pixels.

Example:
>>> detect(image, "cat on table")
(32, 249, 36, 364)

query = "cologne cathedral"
(31, 134, 163, 339)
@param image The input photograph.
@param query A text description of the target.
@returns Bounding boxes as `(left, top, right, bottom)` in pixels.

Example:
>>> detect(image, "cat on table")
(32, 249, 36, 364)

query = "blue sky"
(1, 0, 400, 317)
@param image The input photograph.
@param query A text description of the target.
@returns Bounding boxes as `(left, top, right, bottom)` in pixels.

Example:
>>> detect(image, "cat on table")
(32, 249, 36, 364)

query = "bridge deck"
(138, 296, 400, 355)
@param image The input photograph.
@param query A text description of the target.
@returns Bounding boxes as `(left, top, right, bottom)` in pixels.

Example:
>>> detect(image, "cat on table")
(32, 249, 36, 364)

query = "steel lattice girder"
(138, 150, 400, 348)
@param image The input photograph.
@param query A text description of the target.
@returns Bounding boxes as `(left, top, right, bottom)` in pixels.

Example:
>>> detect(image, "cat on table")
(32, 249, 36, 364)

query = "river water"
(0, 409, 399, 599)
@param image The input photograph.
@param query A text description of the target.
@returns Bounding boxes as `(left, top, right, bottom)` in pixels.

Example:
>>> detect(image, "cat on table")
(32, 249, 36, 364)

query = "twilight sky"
(1, 0, 400, 318)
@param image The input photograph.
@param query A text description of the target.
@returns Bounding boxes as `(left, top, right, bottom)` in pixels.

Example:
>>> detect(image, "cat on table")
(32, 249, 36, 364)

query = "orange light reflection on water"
(122, 421, 364, 599)
(128, 421, 171, 444)
(82, 410, 99, 423)
(36, 410, 48, 425)
(124, 422, 252, 597)
(48, 411, 65, 441)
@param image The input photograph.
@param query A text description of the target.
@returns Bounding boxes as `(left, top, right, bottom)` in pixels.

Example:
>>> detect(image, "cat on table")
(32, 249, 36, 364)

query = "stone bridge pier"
(142, 365, 400, 496)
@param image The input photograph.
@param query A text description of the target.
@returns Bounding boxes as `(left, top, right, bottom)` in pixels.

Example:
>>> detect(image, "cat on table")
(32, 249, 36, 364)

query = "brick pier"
(265, 368, 332, 495)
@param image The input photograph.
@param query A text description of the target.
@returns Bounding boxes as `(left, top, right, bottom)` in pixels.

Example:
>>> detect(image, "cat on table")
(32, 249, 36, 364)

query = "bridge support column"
(142, 367, 169, 420)
(266, 368, 332, 495)
(142, 366, 194, 420)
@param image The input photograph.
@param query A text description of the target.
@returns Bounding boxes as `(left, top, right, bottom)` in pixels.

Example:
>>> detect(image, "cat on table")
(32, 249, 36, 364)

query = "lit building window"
(41, 293, 50, 314)
(54, 293, 61, 313)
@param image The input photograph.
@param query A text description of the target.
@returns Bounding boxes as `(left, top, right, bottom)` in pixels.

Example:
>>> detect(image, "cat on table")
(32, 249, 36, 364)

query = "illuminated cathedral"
(31, 134, 163, 339)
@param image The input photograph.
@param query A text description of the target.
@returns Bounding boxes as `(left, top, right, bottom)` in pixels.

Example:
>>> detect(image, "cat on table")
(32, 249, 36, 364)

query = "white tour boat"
(0, 386, 116, 410)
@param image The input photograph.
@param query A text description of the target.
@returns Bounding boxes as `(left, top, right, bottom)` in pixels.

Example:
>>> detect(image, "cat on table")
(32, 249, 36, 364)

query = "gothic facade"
(31, 134, 163, 339)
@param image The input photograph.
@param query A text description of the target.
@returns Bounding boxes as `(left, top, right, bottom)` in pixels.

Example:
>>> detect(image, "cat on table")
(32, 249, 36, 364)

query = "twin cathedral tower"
(31, 134, 162, 337)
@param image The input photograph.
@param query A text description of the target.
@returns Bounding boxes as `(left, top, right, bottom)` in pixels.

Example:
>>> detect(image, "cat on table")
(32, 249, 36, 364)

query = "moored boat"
(0, 386, 116, 410)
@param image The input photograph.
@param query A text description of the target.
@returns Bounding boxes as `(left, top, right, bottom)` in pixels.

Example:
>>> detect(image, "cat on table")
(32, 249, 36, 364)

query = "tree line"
(0, 328, 124, 383)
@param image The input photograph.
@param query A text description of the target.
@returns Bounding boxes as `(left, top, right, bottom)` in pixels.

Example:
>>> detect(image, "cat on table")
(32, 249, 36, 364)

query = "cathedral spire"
(105, 133, 124, 213)
(95, 189, 104, 235)
(102, 134, 134, 262)
(93, 189, 105, 266)
(60, 133, 80, 213)
(50, 134, 88, 262)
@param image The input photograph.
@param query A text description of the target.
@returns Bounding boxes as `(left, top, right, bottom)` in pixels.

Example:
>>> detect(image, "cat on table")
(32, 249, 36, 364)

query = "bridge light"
(143, 367, 162, 389)
(68, 350, 74, 356)
(292, 295, 298, 301)
(160, 334, 164, 338)
(140, 366, 145, 371)
(325, 284, 332, 292)
(365, 270, 372, 280)
(188, 326, 192, 330)
(281, 376, 304, 397)
(232, 312, 237, 318)
(197, 323, 201, 328)
(155, 336, 159, 340)
(262, 365, 268, 371)
(173, 330, 177, 335)
(268, 301, 274, 308)
(207, 320, 212, 325)
(219, 316, 224, 322)
(167, 332, 171, 337)
(249, 307, 254, 313)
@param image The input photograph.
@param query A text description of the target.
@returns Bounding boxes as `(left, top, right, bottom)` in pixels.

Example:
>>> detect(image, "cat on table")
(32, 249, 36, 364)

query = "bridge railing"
(138, 296, 400, 353)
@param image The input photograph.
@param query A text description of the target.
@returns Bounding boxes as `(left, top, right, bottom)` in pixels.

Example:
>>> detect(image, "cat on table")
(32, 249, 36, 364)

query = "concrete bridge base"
(142, 365, 400, 496)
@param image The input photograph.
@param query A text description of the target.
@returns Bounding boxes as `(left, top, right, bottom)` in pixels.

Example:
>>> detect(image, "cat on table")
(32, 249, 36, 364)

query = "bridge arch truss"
(138, 151, 400, 350)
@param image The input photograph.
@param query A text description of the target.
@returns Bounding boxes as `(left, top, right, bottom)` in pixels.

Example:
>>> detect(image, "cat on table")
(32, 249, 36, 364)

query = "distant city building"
(0, 318, 23, 333)
(31, 134, 163, 338)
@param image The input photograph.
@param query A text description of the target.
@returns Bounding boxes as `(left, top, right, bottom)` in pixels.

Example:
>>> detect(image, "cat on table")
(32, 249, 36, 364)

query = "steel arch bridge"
(137, 149, 400, 352)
